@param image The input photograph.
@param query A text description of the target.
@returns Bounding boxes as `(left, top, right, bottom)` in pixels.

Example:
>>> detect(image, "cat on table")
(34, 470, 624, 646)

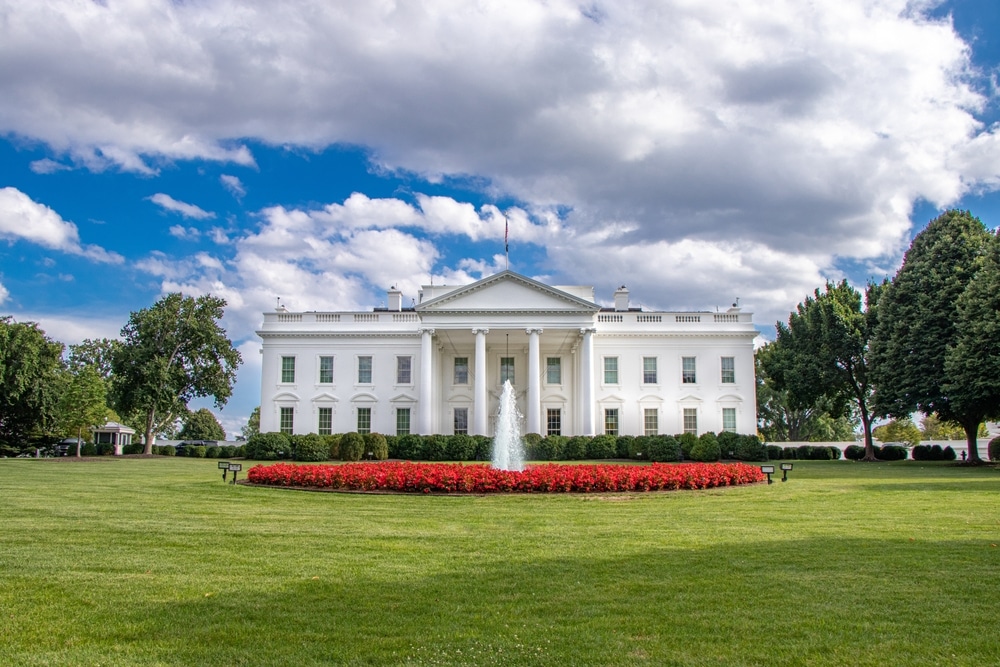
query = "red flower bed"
(246, 461, 764, 494)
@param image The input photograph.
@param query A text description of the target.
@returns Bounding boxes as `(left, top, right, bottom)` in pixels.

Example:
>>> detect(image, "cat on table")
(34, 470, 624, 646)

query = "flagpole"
(504, 213, 509, 271)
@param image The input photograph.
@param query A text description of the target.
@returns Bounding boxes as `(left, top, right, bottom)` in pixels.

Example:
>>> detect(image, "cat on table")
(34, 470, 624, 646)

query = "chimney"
(614, 285, 629, 311)
(387, 285, 403, 311)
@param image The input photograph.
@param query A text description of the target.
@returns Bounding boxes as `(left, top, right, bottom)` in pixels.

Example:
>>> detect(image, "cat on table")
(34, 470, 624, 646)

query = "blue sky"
(2, 0, 999, 438)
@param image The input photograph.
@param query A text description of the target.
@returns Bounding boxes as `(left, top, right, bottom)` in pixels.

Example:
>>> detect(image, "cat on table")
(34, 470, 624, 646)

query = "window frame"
(357, 355, 373, 384)
(546, 357, 562, 385)
(396, 355, 412, 385)
(453, 357, 469, 385)
(280, 356, 296, 384)
(642, 356, 658, 384)
(603, 356, 619, 385)
(683, 408, 698, 435)
(453, 407, 469, 435)
(317, 406, 333, 436)
(682, 356, 697, 384)
(279, 406, 294, 434)
(604, 408, 619, 436)
(721, 356, 735, 384)
(500, 356, 515, 385)
(357, 407, 372, 435)
(722, 407, 737, 433)
(546, 408, 562, 436)
(644, 408, 658, 436)
(318, 355, 334, 384)
(396, 408, 411, 436)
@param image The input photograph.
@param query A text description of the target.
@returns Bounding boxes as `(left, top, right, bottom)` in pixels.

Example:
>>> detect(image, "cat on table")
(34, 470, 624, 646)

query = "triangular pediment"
(417, 271, 599, 313)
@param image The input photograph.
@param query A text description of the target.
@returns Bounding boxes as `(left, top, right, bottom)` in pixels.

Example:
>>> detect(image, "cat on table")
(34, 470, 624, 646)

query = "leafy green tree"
(241, 406, 260, 441)
(0, 317, 65, 453)
(871, 210, 994, 461)
(763, 280, 882, 459)
(111, 294, 242, 455)
(920, 413, 988, 440)
(872, 418, 921, 447)
(57, 366, 113, 457)
(179, 407, 226, 441)
(67, 338, 121, 380)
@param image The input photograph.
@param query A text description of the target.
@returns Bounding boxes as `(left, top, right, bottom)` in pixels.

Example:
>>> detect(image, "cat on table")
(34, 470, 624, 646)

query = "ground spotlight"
(760, 465, 775, 484)
(780, 462, 793, 482)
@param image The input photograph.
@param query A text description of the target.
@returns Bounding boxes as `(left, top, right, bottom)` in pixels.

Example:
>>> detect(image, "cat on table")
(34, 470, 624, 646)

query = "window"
(318, 407, 332, 436)
(357, 407, 371, 434)
(722, 407, 737, 433)
(396, 408, 411, 436)
(500, 357, 515, 384)
(604, 357, 619, 384)
(644, 408, 658, 435)
(358, 356, 372, 384)
(721, 357, 735, 384)
(454, 408, 469, 435)
(281, 356, 296, 383)
(454, 357, 469, 384)
(682, 357, 697, 384)
(318, 356, 334, 384)
(279, 407, 294, 434)
(547, 408, 562, 436)
(643, 357, 657, 384)
(396, 356, 412, 384)
(604, 408, 619, 436)
(683, 408, 698, 435)
(546, 357, 562, 384)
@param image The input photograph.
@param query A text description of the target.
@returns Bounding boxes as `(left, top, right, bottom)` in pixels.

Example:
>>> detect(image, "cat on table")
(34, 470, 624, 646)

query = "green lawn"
(1, 458, 998, 666)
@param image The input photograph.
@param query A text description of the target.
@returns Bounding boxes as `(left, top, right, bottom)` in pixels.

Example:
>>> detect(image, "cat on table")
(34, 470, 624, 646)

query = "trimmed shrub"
(989, 436, 1000, 462)
(245, 432, 290, 460)
(587, 434, 618, 460)
(473, 435, 492, 461)
(422, 435, 448, 461)
(563, 436, 589, 460)
(646, 435, 682, 462)
(206, 445, 223, 458)
(230, 445, 245, 458)
(383, 435, 398, 457)
(394, 434, 422, 460)
(156, 445, 175, 456)
(766, 444, 784, 460)
(844, 444, 865, 460)
(689, 437, 721, 462)
(123, 443, 144, 455)
(523, 433, 543, 458)
(80, 442, 98, 456)
(827, 446, 842, 460)
(716, 431, 740, 458)
(877, 445, 908, 461)
(629, 436, 651, 461)
(677, 433, 698, 459)
(324, 434, 342, 460)
(616, 435, 634, 459)
(537, 435, 566, 461)
(445, 434, 474, 461)
(782, 446, 798, 460)
(95, 442, 114, 456)
(796, 445, 815, 460)
(287, 434, 308, 459)
(293, 433, 329, 462)
(943, 445, 957, 461)
(365, 433, 389, 460)
(911, 444, 929, 460)
(733, 434, 767, 462)
(339, 432, 365, 461)
(187, 445, 207, 458)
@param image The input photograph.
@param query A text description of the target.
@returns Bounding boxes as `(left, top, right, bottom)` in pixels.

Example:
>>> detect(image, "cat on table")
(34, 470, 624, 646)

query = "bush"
(716, 431, 740, 458)
(394, 434, 422, 460)
(689, 438, 720, 462)
(587, 434, 618, 460)
(989, 436, 1000, 462)
(206, 445, 223, 458)
(536, 435, 566, 461)
(245, 432, 290, 460)
(796, 445, 815, 460)
(877, 445, 908, 461)
(422, 435, 448, 461)
(446, 434, 475, 461)
(766, 444, 784, 460)
(563, 436, 589, 460)
(95, 442, 114, 456)
(122, 443, 143, 455)
(340, 432, 365, 461)
(383, 435, 398, 457)
(287, 434, 308, 459)
(733, 434, 767, 462)
(911, 444, 929, 460)
(365, 433, 390, 460)
(844, 444, 865, 460)
(782, 446, 798, 460)
(187, 445, 207, 458)
(523, 433, 542, 459)
(156, 445, 175, 456)
(677, 433, 698, 459)
(294, 433, 329, 462)
(943, 445, 957, 461)
(473, 435, 492, 461)
(646, 435, 681, 462)
(616, 435, 634, 459)
(827, 446, 842, 460)
(324, 434, 342, 460)
(629, 436, 651, 460)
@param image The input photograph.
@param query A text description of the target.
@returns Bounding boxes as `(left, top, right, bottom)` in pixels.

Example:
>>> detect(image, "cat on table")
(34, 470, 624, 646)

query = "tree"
(763, 280, 882, 460)
(920, 413, 988, 440)
(111, 294, 242, 455)
(57, 366, 112, 457)
(179, 408, 226, 441)
(67, 338, 121, 380)
(872, 418, 921, 447)
(241, 406, 260, 441)
(871, 210, 994, 462)
(756, 346, 858, 442)
(0, 317, 65, 453)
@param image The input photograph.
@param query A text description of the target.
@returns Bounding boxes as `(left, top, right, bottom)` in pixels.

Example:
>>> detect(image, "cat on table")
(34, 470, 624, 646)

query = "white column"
(581, 328, 595, 436)
(526, 328, 542, 434)
(473, 328, 489, 435)
(419, 328, 435, 434)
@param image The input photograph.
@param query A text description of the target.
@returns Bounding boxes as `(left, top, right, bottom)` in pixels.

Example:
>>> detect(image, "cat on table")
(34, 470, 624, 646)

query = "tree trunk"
(76, 426, 83, 458)
(860, 409, 877, 462)
(143, 409, 156, 456)
(964, 421, 982, 463)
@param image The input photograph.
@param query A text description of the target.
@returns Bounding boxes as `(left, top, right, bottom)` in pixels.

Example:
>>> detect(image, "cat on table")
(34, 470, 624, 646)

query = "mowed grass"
(1, 459, 998, 666)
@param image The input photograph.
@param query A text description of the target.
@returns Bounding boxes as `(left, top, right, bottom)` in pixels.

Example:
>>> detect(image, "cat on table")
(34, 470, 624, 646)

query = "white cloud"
(29, 158, 71, 174)
(149, 193, 216, 220)
(169, 225, 201, 240)
(0, 187, 124, 263)
(0, 280, 9, 305)
(220, 174, 246, 199)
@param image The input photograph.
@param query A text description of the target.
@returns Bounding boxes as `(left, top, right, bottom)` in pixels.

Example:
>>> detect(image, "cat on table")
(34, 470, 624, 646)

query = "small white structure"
(91, 421, 135, 455)
(257, 271, 757, 438)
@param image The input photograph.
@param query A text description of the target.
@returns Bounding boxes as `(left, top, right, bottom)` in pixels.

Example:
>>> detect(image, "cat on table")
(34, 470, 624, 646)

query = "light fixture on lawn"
(227, 462, 242, 484)
(218, 460, 230, 482)
(760, 465, 775, 484)
(780, 462, 793, 482)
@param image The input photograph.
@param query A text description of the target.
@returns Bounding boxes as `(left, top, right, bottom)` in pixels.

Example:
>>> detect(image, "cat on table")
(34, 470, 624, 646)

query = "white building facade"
(257, 271, 757, 438)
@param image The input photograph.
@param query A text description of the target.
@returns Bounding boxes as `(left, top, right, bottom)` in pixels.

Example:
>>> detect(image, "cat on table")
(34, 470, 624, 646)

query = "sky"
(2, 0, 999, 439)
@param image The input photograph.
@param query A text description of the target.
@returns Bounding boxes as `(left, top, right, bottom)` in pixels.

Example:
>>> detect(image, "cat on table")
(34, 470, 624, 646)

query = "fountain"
(491, 379, 526, 471)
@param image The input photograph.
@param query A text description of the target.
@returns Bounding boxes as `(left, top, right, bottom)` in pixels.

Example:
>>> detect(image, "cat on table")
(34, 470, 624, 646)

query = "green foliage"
(179, 408, 226, 441)
(844, 444, 865, 461)
(155, 445, 175, 456)
(920, 413, 969, 441)
(615, 435, 634, 459)
(873, 419, 921, 447)
(56, 365, 111, 456)
(523, 432, 542, 454)
(716, 431, 739, 456)
(943, 445, 957, 461)
(876, 445, 908, 461)
(0, 317, 65, 450)
(422, 434, 447, 461)
(241, 406, 260, 441)
(324, 434, 342, 459)
(67, 338, 120, 380)
(206, 445, 223, 458)
(339, 432, 365, 461)
(733, 434, 767, 462)
(122, 443, 144, 455)
(245, 432, 290, 460)
(536, 435, 566, 460)
(446, 434, 474, 461)
(586, 434, 617, 460)
(562, 436, 589, 461)
(782, 446, 798, 460)
(187, 445, 207, 458)
(394, 434, 423, 460)
(294, 433, 330, 462)
(365, 433, 389, 460)
(677, 432, 698, 458)
(988, 436, 1000, 462)
(688, 437, 720, 462)
(646, 435, 681, 462)
(111, 293, 242, 454)
(766, 444, 784, 460)
(472, 435, 492, 461)
(628, 436, 650, 460)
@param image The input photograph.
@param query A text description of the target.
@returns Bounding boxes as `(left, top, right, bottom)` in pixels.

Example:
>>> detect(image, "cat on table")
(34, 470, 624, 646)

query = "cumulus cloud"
(0, 187, 123, 263)
(149, 193, 216, 220)
(220, 174, 246, 199)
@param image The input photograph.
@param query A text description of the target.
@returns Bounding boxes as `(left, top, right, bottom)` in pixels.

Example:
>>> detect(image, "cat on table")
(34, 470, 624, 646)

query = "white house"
(256, 270, 757, 438)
